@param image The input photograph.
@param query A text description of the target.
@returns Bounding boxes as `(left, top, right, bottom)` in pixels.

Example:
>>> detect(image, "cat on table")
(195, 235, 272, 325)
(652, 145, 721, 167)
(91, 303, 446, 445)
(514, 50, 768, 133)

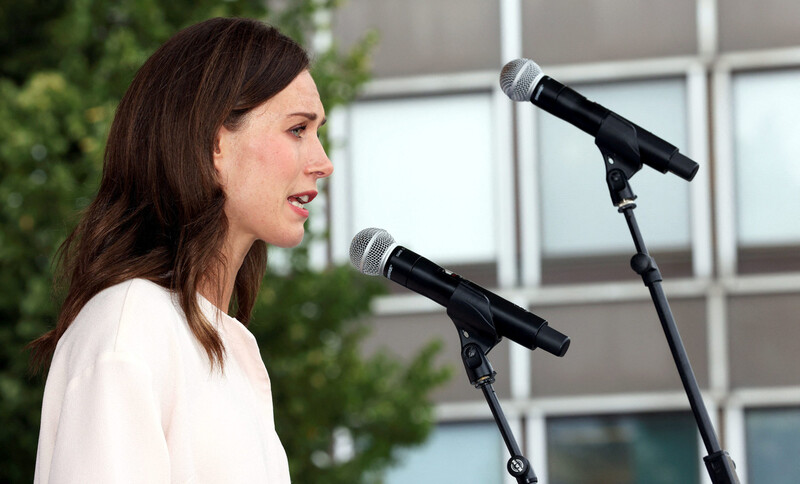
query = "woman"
(30, 17, 332, 483)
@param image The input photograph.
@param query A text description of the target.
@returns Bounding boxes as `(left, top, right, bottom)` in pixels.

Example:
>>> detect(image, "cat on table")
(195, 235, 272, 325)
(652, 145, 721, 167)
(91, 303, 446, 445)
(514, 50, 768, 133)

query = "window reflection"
(745, 407, 800, 483)
(731, 69, 800, 273)
(546, 412, 699, 484)
(383, 421, 504, 484)
(733, 69, 800, 247)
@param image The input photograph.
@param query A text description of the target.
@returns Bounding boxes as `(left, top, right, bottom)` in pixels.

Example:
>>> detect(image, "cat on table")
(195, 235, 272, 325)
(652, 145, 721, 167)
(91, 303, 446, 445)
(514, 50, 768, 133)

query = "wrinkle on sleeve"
(42, 352, 170, 484)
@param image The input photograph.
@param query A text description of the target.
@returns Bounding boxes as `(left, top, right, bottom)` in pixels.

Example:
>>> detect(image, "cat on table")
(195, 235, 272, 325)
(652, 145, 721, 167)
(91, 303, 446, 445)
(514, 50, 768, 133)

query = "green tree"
(0, 1, 450, 482)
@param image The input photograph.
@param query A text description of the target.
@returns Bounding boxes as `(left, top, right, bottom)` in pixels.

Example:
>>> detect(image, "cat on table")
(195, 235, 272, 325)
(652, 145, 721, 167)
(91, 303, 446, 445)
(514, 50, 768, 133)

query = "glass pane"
(546, 412, 699, 484)
(383, 421, 505, 484)
(537, 78, 691, 257)
(348, 94, 496, 265)
(732, 69, 800, 247)
(745, 407, 800, 483)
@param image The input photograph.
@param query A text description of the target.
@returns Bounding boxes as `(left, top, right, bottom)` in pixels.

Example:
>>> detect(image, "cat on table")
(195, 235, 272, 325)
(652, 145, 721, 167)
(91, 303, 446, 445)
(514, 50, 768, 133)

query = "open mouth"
(288, 194, 310, 209)
(288, 191, 317, 210)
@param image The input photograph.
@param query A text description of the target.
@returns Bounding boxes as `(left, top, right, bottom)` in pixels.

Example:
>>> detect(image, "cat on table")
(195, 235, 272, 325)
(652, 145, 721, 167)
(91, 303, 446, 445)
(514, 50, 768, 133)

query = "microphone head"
(499, 58, 544, 102)
(349, 228, 397, 276)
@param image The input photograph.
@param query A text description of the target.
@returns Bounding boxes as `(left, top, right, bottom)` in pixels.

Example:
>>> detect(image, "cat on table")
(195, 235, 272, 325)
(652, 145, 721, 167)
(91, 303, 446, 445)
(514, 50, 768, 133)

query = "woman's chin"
(265, 230, 305, 249)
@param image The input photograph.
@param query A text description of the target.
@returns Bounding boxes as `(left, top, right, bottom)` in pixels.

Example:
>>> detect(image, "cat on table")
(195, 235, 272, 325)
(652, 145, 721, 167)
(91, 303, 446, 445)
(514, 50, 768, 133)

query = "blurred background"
(2, 0, 800, 483)
(327, 0, 800, 483)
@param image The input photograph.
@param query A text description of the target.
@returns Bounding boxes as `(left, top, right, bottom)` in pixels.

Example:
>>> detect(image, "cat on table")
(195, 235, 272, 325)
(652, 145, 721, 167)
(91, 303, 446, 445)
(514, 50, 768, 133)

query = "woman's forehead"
(264, 71, 322, 114)
(237, 71, 324, 128)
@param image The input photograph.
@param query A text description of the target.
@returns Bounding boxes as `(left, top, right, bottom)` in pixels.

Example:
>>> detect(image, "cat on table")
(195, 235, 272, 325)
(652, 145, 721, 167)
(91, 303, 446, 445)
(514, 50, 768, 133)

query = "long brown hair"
(29, 17, 310, 372)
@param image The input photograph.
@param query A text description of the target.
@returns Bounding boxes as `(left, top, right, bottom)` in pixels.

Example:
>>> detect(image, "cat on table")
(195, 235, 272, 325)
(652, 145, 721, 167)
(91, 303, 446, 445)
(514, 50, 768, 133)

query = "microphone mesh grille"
(349, 228, 396, 276)
(499, 58, 542, 102)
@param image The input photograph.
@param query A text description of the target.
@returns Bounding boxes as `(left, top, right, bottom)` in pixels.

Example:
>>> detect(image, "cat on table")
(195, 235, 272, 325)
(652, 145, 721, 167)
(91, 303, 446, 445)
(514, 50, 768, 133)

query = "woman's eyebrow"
(287, 112, 327, 126)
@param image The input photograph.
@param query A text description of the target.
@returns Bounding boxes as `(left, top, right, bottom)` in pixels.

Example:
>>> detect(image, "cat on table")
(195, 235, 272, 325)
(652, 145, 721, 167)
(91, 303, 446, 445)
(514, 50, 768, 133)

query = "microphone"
(499, 58, 698, 181)
(350, 228, 570, 357)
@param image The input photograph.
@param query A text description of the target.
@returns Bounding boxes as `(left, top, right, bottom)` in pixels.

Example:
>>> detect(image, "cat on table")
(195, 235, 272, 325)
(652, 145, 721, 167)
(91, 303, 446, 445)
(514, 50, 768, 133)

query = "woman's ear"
(213, 125, 233, 181)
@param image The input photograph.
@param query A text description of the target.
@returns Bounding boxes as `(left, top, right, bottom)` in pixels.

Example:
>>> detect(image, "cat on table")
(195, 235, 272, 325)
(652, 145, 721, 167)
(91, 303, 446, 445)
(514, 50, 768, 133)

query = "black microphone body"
(534, 77, 608, 136)
(533, 76, 698, 181)
(385, 244, 570, 357)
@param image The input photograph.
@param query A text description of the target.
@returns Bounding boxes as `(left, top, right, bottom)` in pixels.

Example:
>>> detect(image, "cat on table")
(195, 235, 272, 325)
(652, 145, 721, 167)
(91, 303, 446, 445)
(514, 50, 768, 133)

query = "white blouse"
(34, 278, 290, 483)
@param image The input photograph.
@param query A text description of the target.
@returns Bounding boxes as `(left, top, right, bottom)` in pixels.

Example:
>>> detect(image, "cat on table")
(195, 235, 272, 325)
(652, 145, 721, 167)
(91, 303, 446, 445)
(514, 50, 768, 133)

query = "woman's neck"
(200, 233, 254, 314)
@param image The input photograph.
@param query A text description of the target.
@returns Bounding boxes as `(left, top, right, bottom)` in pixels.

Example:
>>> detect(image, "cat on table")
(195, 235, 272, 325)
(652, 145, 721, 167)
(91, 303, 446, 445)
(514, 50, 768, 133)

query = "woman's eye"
(290, 126, 306, 138)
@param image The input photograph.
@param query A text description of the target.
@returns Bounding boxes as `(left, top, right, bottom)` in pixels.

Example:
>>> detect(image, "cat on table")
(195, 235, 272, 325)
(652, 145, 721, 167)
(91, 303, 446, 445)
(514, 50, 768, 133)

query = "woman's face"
(214, 70, 333, 250)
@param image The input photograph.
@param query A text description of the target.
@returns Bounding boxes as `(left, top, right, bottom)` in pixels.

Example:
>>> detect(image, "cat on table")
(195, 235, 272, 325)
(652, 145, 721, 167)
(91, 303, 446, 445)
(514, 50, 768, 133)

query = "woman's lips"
(287, 191, 317, 216)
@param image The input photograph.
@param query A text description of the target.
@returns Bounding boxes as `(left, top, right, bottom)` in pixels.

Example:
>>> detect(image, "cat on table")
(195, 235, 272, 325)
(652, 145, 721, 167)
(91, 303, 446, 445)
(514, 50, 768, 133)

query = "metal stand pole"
(598, 132, 740, 483)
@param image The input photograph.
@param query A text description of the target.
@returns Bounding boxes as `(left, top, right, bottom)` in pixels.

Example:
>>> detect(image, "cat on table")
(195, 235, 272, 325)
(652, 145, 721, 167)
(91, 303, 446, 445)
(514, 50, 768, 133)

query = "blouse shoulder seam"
(61, 349, 153, 398)
(111, 279, 138, 351)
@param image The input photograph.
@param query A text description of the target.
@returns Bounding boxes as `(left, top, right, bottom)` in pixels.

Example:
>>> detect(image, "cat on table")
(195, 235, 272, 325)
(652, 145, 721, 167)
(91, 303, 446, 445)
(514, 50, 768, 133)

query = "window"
(546, 412, 699, 483)
(345, 93, 497, 266)
(732, 69, 800, 248)
(745, 407, 800, 483)
(383, 421, 505, 484)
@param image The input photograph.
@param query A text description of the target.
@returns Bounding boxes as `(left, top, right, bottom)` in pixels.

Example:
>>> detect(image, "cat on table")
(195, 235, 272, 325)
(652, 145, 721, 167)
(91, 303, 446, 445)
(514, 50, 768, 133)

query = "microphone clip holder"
(595, 112, 642, 208)
(446, 282, 539, 483)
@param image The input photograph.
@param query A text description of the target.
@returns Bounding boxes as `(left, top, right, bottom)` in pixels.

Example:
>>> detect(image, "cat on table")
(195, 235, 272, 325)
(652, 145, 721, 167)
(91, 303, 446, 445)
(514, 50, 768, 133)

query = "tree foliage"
(0, 1, 449, 482)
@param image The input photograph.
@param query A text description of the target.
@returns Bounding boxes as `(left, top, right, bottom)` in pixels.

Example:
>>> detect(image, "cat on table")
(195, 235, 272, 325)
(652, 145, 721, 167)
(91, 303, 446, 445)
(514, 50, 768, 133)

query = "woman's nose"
(307, 139, 334, 178)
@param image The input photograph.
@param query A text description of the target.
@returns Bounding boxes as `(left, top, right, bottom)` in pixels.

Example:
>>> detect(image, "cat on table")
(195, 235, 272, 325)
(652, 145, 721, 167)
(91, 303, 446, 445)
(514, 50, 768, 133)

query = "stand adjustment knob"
(507, 455, 530, 477)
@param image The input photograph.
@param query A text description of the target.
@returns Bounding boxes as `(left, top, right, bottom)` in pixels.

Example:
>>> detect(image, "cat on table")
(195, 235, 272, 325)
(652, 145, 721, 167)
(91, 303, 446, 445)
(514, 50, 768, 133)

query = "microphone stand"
(446, 283, 538, 483)
(593, 115, 740, 484)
